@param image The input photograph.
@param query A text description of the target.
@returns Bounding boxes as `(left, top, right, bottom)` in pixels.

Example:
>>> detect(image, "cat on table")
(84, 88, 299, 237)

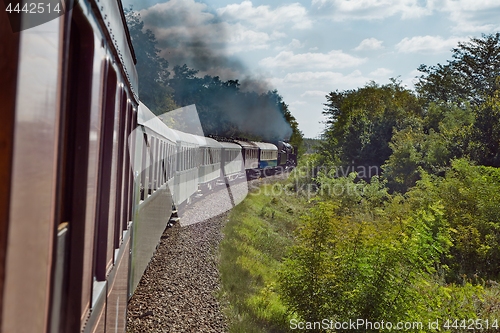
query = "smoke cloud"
(137, 0, 292, 140)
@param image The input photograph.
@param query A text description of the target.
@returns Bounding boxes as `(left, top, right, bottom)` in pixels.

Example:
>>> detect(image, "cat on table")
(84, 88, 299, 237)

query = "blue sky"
(123, 0, 500, 138)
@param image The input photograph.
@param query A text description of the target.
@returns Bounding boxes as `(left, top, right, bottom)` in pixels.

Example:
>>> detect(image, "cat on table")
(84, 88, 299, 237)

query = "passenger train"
(0, 0, 296, 332)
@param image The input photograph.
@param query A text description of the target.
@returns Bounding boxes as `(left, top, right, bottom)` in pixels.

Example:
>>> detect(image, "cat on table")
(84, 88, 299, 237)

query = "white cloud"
(139, 0, 293, 57)
(217, 1, 312, 30)
(141, 0, 213, 28)
(288, 39, 304, 49)
(278, 70, 370, 88)
(300, 90, 329, 98)
(275, 39, 305, 51)
(259, 50, 366, 70)
(395, 35, 465, 54)
(369, 67, 393, 77)
(400, 69, 423, 89)
(439, 0, 500, 33)
(354, 38, 384, 51)
(311, 0, 433, 20)
(223, 23, 273, 53)
(310, 0, 500, 33)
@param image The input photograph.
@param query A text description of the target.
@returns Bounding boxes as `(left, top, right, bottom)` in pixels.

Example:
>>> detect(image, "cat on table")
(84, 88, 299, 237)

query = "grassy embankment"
(218, 174, 311, 333)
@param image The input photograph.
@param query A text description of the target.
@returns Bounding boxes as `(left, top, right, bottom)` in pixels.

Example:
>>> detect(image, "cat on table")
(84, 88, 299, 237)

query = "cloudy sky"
(124, 0, 500, 138)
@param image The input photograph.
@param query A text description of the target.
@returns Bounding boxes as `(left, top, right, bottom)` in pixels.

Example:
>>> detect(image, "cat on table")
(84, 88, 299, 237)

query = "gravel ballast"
(126, 174, 289, 332)
(126, 211, 229, 333)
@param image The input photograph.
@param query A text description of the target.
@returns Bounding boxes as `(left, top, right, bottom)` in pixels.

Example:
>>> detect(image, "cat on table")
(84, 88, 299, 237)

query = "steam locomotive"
(0, 0, 296, 332)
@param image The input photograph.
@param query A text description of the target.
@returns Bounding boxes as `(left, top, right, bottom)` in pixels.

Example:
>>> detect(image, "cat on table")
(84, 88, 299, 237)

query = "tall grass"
(218, 179, 308, 333)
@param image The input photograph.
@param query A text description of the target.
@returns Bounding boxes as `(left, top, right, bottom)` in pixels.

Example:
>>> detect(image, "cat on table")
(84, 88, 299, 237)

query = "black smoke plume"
(133, 0, 292, 141)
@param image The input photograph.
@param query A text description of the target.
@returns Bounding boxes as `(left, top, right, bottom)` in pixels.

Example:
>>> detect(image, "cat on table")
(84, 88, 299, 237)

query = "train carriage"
(1, 0, 139, 331)
(234, 140, 259, 170)
(254, 142, 279, 169)
(171, 129, 200, 206)
(197, 136, 222, 191)
(219, 142, 244, 182)
(1, 0, 298, 329)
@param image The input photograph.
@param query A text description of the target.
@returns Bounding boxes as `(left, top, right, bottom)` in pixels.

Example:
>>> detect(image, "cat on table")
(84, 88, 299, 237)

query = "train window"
(168, 144, 171, 178)
(140, 132, 148, 199)
(156, 139, 161, 187)
(180, 147, 183, 171)
(162, 142, 167, 184)
(185, 147, 187, 170)
(166, 143, 170, 179)
(113, 88, 127, 250)
(94, 61, 118, 282)
(123, 102, 134, 231)
(182, 147, 185, 171)
(157, 140, 162, 186)
(152, 138, 157, 190)
(149, 137, 155, 191)
(56, 9, 95, 331)
(169, 143, 173, 179)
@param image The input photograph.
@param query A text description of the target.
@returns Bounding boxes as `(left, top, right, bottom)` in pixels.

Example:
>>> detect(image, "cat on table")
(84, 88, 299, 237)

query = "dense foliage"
(321, 80, 422, 171)
(274, 33, 500, 332)
(218, 33, 500, 332)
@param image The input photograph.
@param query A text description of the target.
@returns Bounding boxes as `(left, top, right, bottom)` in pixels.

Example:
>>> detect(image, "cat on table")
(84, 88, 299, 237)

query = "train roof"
(138, 102, 199, 145)
(252, 142, 278, 151)
(233, 140, 258, 149)
(218, 141, 241, 149)
(91, 0, 138, 101)
(192, 135, 222, 149)
(138, 102, 175, 141)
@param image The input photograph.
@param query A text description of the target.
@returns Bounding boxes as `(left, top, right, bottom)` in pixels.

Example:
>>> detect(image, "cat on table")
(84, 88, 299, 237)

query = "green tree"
(422, 160, 500, 281)
(383, 102, 474, 192)
(416, 33, 500, 166)
(321, 80, 422, 175)
(417, 33, 500, 106)
(278, 195, 451, 332)
(125, 9, 178, 115)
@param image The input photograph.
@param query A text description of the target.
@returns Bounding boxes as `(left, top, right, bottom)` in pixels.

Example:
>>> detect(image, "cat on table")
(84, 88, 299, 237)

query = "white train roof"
(233, 140, 259, 149)
(252, 142, 278, 151)
(138, 102, 199, 146)
(218, 141, 241, 150)
(189, 135, 222, 149)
